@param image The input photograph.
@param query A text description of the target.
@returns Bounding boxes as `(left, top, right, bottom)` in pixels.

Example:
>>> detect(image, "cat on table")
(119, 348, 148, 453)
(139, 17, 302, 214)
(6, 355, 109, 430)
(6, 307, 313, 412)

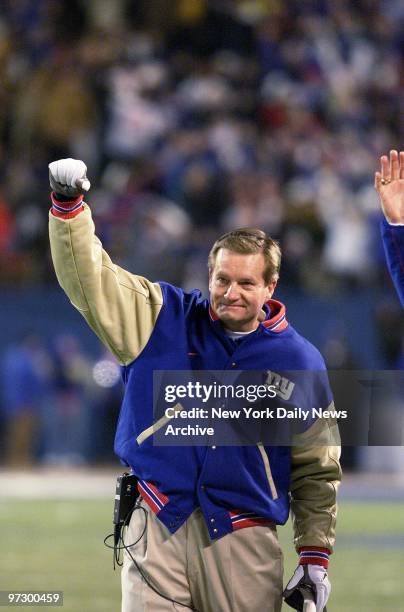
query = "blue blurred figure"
(1, 333, 48, 466)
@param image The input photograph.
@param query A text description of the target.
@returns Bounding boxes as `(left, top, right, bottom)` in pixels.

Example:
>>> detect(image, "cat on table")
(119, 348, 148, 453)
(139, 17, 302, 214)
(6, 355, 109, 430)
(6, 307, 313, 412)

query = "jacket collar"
(209, 299, 288, 333)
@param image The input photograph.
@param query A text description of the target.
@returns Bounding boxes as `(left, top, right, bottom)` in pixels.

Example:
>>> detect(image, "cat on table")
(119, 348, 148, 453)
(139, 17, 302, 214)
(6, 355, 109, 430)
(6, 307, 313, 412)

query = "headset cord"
(104, 502, 199, 611)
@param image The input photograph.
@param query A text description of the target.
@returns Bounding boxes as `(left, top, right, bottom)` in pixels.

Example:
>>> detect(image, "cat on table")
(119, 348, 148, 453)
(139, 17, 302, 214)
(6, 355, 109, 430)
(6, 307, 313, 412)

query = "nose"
(224, 283, 239, 300)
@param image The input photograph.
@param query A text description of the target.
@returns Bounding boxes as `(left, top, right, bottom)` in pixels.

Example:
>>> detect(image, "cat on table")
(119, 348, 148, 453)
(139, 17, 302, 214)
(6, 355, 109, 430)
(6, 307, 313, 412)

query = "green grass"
(0, 499, 120, 611)
(0, 499, 403, 611)
(278, 501, 404, 612)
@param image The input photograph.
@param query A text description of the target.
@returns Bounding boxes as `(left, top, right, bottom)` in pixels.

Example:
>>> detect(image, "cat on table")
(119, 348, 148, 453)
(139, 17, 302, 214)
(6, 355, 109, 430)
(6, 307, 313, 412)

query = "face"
(209, 248, 277, 332)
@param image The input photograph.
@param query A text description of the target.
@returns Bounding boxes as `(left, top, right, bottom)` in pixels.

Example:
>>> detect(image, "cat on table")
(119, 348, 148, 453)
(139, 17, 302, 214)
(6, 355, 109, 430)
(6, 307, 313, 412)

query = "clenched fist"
(49, 158, 91, 198)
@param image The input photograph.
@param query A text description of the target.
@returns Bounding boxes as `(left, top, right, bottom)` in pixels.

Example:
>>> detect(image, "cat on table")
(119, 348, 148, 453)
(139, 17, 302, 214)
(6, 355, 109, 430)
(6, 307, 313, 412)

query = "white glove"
(283, 565, 330, 611)
(48, 158, 91, 198)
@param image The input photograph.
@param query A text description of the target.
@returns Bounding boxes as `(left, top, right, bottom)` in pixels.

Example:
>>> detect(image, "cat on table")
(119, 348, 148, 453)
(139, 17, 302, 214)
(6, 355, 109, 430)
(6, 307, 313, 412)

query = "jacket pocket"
(136, 403, 182, 445)
(257, 442, 278, 500)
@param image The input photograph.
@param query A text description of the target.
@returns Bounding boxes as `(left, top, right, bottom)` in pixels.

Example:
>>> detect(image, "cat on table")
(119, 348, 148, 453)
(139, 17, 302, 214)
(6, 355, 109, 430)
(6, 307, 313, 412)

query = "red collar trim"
(209, 299, 288, 333)
(262, 299, 288, 332)
(209, 305, 219, 321)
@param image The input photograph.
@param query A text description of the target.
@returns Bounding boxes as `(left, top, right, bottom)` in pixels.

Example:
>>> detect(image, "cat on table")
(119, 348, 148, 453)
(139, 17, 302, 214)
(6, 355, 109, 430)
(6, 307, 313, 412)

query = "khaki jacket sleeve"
(290, 415, 342, 552)
(49, 205, 163, 365)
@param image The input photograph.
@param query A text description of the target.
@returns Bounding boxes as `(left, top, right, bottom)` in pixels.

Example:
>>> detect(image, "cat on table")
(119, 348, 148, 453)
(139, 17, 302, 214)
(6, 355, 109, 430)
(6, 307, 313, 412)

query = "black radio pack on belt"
(110, 473, 140, 569)
(106, 473, 198, 610)
(113, 472, 139, 526)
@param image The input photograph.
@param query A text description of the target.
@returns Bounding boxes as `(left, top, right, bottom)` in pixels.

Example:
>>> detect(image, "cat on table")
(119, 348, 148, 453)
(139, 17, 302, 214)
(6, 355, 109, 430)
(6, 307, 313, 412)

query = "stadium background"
(0, 1, 403, 610)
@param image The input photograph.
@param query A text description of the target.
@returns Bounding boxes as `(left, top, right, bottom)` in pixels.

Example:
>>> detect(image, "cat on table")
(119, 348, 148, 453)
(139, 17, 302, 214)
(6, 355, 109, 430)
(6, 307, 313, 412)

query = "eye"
(216, 276, 228, 285)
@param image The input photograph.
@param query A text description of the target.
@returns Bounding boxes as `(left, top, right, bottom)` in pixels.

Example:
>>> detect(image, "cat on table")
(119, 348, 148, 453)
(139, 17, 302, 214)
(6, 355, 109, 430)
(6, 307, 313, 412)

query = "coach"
(48, 158, 340, 612)
(376, 150, 404, 306)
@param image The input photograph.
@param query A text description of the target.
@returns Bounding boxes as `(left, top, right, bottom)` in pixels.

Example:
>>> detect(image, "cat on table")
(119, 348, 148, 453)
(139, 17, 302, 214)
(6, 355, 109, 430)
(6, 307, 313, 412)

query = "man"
(48, 158, 341, 612)
(375, 149, 404, 306)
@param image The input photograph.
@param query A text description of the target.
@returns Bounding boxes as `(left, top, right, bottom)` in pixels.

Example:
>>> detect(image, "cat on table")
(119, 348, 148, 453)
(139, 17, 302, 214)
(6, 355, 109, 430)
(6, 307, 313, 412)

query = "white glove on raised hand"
(48, 158, 91, 198)
(283, 565, 330, 611)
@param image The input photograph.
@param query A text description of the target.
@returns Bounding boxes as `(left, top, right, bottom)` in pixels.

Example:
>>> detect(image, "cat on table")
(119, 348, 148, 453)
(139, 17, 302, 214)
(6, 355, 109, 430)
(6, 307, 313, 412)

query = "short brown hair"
(208, 228, 281, 284)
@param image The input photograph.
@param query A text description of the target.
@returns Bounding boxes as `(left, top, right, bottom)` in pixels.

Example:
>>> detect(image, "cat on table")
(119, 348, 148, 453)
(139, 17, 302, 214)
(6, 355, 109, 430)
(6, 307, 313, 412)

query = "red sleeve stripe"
(299, 546, 331, 553)
(51, 193, 83, 212)
(299, 548, 330, 568)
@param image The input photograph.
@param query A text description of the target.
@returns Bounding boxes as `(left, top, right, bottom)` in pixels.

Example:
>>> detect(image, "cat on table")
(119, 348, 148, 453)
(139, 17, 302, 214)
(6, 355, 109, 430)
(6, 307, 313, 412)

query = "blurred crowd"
(0, 0, 402, 289)
(0, 0, 403, 466)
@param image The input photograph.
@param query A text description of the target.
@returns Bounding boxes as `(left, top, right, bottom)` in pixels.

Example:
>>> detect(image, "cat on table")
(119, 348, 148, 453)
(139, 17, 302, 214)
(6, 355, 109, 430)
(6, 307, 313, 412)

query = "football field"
(0, 477, 403, 611)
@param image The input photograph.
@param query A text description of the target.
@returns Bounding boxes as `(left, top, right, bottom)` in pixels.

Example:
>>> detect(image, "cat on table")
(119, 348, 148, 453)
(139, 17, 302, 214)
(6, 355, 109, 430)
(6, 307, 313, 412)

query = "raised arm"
(375, 150, 404, 305)
(48, 158, 163, 365)
(375, 150, 404, 224)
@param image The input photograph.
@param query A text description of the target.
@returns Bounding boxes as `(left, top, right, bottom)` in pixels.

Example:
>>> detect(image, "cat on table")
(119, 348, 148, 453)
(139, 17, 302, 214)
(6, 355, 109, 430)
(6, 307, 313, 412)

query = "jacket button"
(210, 518, 215, 523)
(231, 362, 236, 367)
(201, 485, 205, 490)
(211, 446, 216, 450)
(213, 528, 218, 534)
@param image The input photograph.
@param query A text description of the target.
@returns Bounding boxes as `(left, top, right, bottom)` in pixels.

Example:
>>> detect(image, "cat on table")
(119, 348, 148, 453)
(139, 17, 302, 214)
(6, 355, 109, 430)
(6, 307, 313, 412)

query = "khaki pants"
(121, 500, 283, 612)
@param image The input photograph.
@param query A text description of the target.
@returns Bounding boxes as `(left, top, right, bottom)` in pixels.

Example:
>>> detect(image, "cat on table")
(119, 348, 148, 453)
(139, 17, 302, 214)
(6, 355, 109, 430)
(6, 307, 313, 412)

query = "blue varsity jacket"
(115, 283, 333, 540)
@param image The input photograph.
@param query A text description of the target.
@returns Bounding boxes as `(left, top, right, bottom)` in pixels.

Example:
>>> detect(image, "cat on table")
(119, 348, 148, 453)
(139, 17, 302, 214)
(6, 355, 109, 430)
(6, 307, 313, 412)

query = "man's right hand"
(48, 158, 91, 198)
(374, 150, 404, 225)
(284, 565, 330, 611)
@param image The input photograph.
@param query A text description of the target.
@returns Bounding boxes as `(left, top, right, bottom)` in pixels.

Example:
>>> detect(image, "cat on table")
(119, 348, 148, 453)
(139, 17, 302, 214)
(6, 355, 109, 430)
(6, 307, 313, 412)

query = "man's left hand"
(283, 564, 330, 611)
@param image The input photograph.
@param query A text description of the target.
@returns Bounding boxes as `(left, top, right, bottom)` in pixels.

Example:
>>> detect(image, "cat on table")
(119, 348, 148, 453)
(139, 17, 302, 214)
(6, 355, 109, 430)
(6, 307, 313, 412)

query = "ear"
(208, 268, 213, 291)
(266, 279, 277, 299)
